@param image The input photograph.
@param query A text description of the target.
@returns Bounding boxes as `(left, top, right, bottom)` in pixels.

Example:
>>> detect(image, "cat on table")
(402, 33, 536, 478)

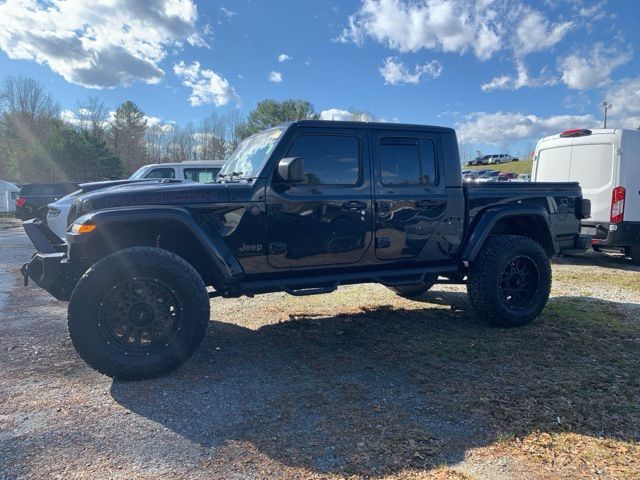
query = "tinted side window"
(380, 138, 437, 186)
(184, 168, 220, 182)
(286, 134, 359, 185)
(145, 168, 175, 179)
(420, 139, 437, 184)
(380, 138, 421, 185)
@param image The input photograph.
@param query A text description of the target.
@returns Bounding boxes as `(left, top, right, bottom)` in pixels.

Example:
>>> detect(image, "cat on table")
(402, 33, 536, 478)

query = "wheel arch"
(461, 206, 558, 262)
(70, 207, 243, 290)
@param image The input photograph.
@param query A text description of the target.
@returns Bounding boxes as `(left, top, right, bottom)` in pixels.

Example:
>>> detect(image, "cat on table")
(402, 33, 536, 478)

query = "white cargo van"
(532, 128, 640, 263)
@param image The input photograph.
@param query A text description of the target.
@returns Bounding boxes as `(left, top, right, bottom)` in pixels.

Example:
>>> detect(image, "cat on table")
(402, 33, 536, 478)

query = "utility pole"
(602, 100, 612, 128)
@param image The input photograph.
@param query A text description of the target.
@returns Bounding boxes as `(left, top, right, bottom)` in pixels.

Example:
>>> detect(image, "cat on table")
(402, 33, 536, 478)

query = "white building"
(0, 179, 20, 213)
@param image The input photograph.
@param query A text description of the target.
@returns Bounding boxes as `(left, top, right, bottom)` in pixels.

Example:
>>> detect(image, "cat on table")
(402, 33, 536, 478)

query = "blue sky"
(0, 0, 638, 159)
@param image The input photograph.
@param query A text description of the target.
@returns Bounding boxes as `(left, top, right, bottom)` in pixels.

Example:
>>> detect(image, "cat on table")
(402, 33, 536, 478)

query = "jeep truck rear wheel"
(467, 235, 551, 327)
(68, 247, 210, 380)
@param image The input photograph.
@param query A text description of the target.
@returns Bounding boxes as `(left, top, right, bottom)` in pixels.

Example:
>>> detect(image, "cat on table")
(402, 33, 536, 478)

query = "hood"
(74, 181, 234, 214)
(77, 178, 162, 193)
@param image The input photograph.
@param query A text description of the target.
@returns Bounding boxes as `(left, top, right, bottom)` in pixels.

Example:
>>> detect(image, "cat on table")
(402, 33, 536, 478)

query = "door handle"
(341, 201, 367, 211)
(416, 199, 446, 209)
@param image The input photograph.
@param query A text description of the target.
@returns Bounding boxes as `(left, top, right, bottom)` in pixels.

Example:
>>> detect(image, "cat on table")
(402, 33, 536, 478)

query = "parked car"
(465, 155, 490, 166)
(497, 172, 519, 182)
(44, 161, 224, 238)
(474, 170, 501, 182)
(45, 179, 190, 239)
(21, 120, 590, 379)
(516, 174, 531, 182)
(15, 182, 80, 220)
(129, 160, 224, 182)
(532, 128, 640, 263)
(486, 154, 518, 165)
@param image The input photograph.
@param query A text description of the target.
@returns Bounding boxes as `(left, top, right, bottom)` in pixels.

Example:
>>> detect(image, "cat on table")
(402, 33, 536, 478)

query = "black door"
(372, 130, 448, 261)
(266, 127, 373, 268)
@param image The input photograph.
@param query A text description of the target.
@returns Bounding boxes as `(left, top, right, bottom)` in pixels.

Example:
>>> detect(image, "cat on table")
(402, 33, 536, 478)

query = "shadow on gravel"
(555, 250, 640, 272)
(110, 292, 640, 477)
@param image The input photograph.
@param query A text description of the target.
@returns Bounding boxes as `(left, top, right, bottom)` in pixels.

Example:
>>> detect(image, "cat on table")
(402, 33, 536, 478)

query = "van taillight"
(610, 186, 625, 224)
(15, 197, 26, 208)
(560, 129, 592, 138)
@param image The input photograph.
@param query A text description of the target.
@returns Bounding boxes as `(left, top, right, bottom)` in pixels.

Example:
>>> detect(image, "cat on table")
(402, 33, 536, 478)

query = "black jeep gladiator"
(21, 121, 590, 379)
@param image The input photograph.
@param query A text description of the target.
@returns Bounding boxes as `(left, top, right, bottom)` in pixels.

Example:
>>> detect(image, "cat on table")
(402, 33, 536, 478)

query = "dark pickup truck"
(15, 182, 80, 220)
(21, 121, 590, 379)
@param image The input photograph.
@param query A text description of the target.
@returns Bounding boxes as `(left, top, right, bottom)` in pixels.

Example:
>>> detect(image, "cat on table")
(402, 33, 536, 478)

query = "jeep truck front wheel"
(68, 247, 210, 380)
(467, 235, 551, 327)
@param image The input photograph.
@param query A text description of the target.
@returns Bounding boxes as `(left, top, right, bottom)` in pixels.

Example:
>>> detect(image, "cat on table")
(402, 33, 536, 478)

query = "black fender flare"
(460, 205, 558, 262)
(70, 206, 244, 283)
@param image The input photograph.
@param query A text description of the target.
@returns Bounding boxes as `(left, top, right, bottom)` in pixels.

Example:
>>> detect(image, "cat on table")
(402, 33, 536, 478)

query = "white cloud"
(60, 109, 81, 125)
(605, 77, 640, 129)
(339, 0, 583, 92)
(173, 61, 240, 107)
(338, 0, 505, 61)
(379, 57, 442, 85)
(558, 44, 632, 90)
(220, 7, 236, 19)
(481, 60, 557, 91)
(0, 0, 206, 89)
(268, 71, 283, 83)
(515, 10, 573, 56)
(278, 53, 292, 62)
(320, 108, 375, 121)
(456, 111, 598, 145)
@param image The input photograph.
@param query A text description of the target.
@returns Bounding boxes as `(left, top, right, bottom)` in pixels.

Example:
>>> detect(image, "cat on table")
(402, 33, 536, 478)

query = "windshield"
(218, 128, 283, 180)
(129, 166, 149, 179)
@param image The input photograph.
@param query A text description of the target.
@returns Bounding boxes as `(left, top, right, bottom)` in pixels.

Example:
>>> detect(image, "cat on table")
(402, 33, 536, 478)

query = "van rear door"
(534, 136, 616, 224)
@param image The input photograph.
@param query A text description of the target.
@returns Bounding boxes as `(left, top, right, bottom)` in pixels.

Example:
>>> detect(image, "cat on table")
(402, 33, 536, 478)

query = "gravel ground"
(1, 220, 638, 480)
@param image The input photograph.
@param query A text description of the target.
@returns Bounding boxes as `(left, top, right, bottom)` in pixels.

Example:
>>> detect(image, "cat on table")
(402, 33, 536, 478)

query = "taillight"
(560, 128, 592, 138)
(15, 197, 26, 208)
(610, 186, 625, 224)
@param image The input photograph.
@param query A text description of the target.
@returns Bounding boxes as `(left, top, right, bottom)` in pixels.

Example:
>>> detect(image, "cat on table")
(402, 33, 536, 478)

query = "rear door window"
(183, 168, 220, 183)
(379, 138, 437, 186)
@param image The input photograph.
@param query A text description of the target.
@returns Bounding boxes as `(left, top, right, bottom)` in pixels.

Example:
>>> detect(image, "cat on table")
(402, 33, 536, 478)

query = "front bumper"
(21, 219, 76, 301)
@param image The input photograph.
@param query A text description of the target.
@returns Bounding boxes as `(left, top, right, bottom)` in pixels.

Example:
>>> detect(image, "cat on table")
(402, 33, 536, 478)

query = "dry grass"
(463, 160, 533, 175)
(2, 242, 639, 479)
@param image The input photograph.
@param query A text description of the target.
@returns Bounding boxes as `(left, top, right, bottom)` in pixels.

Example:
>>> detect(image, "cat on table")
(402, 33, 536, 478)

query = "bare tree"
(76, 96, 109, 142)
(167, 123, 196, 163)
(145, 124, 172, 163)
(0, 75, 59, 121)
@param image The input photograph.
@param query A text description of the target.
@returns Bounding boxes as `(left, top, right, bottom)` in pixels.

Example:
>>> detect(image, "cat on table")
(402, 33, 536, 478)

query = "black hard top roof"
(288, 119, 455, 134)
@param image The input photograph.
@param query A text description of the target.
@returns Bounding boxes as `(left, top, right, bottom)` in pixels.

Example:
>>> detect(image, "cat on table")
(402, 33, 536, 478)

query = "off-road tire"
(389, 282, 435, 298)
(467, 235, 551, 327)
(68, 247, 210, 380)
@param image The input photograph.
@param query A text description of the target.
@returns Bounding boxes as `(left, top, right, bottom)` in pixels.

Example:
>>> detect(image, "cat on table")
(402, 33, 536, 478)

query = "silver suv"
(486, 154, 518, 164)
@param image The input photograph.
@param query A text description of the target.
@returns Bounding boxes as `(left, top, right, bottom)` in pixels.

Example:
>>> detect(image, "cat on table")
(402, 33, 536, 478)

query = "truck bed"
(464, 181, 584, 251)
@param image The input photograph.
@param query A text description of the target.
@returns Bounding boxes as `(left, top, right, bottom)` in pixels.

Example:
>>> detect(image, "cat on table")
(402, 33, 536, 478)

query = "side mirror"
(277, 157, 304, 183)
